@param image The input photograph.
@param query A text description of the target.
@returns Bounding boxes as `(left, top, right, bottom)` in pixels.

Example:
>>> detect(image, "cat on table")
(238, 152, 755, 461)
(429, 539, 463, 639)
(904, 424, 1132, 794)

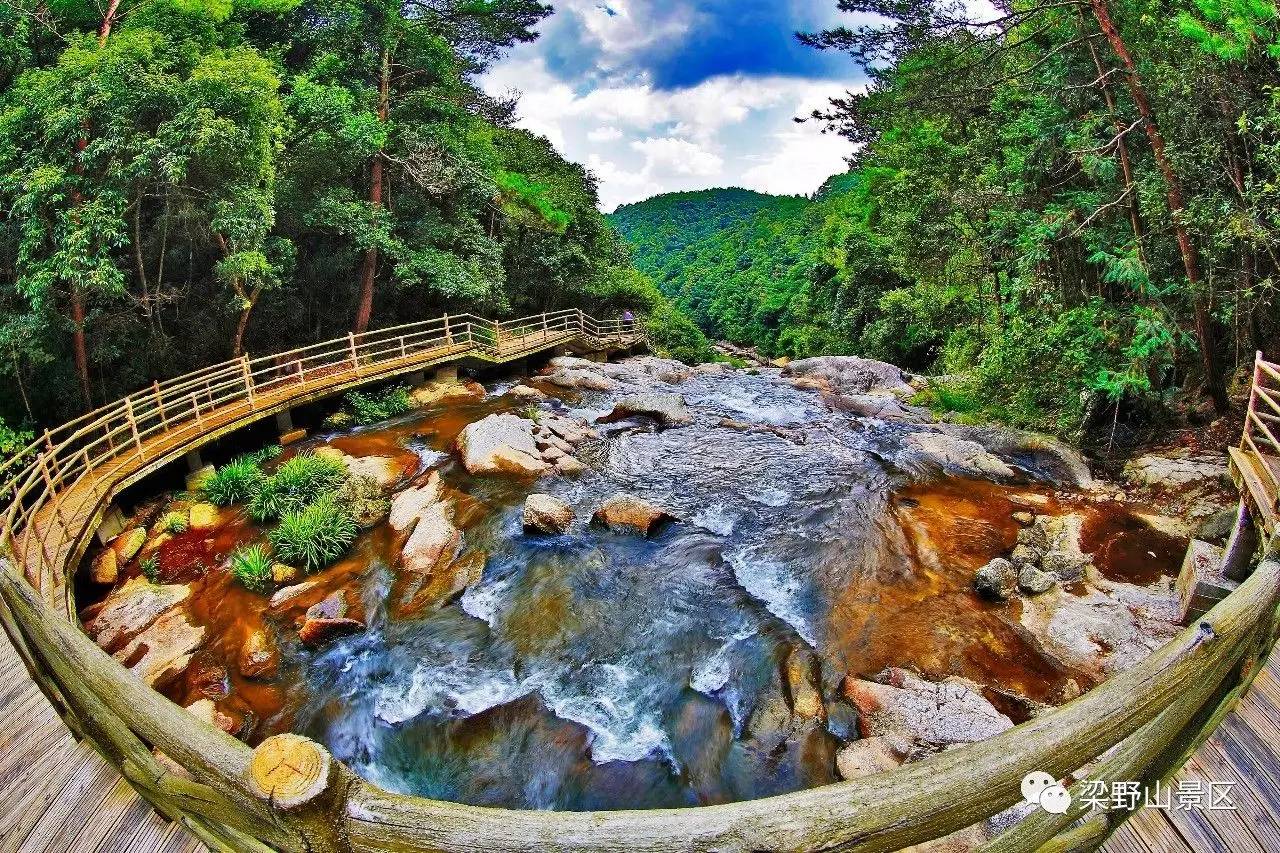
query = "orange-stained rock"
(591, 494, 676, 536)
(91, 548, 118, 585)
(298, 617, 364, 647)
(239, 629, 280, 680)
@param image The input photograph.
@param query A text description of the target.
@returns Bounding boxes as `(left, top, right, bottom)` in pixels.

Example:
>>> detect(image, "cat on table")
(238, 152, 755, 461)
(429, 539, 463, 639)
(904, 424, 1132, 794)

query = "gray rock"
(597, 392, 693, 428)
(840, 668, 1014, 749)
(1018, 566, 1057, 595)
(974, 558, 1018, 600)
(1010, 543, 1045, 568)
(782, 356, 915, 397)
(456, 413, 549, 476)
(523, 494, 573, 534)
(1124, 453, 1231, 488)
(1042, 551, 1089, 583)
(903, 432, 1017, 480)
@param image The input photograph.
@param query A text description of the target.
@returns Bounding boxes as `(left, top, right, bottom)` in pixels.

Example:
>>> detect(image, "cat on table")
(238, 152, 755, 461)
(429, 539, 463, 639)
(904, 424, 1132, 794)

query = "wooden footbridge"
(0, 327, 1277, 852)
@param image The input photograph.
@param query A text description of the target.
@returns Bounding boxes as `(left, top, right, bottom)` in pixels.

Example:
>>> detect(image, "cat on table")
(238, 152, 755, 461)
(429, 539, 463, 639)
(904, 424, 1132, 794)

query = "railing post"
(348, 333, 359, 372)
(542, 312, 548, 342)
(493, 319, 501, 351)
(399, 335, 407, 359)
(123, 398, 143, 458)
(152, 380, 168, 429)
(241, 355, 255, 407)
(37, 454, 71, 530)
(443, 313, 452, 346)
(191, 392, 203, 428)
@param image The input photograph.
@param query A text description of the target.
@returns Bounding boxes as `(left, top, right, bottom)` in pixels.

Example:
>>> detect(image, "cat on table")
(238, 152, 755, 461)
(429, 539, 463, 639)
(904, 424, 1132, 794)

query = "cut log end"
(247, 734, 332, 809)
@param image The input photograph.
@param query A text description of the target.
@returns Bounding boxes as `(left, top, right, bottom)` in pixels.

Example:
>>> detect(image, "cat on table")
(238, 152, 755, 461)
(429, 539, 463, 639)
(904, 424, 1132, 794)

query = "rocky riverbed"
(77, 353, 1230, 829)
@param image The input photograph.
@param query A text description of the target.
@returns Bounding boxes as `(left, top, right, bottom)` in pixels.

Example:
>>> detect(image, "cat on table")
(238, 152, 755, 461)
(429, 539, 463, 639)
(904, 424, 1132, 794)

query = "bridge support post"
(434, 363, 458, 383)
(1223, 499, 1260, 581)
(407, 370, 426, 386)
(95, 505, 128, 546)
(184, 450, 204, 474)
(275, 410, 294, 434)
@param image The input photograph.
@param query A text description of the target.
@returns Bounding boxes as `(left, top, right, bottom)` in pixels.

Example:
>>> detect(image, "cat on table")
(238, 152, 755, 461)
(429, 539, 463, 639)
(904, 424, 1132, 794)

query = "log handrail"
(0, 328, 1277, 853)
(1241, 351, 1280, 519)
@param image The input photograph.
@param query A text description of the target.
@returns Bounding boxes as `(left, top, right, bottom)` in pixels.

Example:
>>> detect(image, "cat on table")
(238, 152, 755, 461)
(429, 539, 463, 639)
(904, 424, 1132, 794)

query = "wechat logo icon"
(1022, 771, 1072, 814)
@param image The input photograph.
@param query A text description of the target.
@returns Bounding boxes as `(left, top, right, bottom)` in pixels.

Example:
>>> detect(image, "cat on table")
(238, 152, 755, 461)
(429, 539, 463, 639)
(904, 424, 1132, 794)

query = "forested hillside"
(0, 0, 706, 443)
(617, 0, 1280, 438)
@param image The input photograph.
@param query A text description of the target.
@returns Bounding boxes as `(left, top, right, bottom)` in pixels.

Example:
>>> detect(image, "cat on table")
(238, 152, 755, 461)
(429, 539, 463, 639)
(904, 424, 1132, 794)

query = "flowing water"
(86, 360, 1186, 811)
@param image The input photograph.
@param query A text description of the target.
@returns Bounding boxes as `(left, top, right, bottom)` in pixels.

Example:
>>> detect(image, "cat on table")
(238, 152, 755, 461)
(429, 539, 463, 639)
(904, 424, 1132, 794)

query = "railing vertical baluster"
(348, 333, 359, 372)
(399, 336, 407, 359)
(443, 313, 452, 346)
(493, 319, 501, 352)
(241, 356, 255, 408)
(37, 455, 70, 531)
(191, 392, 203, 429)
(124, 399, 143, 459)
(153, 381, 168, 430)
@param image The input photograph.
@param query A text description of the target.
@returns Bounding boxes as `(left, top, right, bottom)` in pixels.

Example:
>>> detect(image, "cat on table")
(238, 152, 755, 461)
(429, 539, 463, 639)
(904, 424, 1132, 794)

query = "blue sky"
(481, 1, 867, 211)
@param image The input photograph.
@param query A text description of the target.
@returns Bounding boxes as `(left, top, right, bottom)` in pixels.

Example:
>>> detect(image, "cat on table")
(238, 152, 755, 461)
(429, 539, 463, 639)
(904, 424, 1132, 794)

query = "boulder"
(592, 494, 677, 536)
(555, 456, 587, 476)
(342, 455, 405, 489)
(272, 563, 300, 586)
(112, 528, 147, 562)
(389, 472, 444, 532)
(401, 502, 461, 575)
(541, 358, 616, 391)
(903, 432, 1016, 480)
(1124, 453, 1231, 488)
(782, 356, 915, 398)
(112, 608, 205, 687)
(239, 629, 280, 680)
(1042, 551, 1089, 583)
(456, 414, 549, 476)
(91, 549, 118, 585)
(835, 736, 905, 781)
(597, 393, 693, 428)
(299, 617, 364, 647)
(83, 577, 192, 653)
(337, 475, 391, 528)
(1018, 566, 1057, 595)
(784, 648, 825, 722)
(840, 668, 1014, 748)
(188, 503, 220, 530)
(1010, 543, 1045, 568)
(268, 579, 320, 609)
(974, 558, 1017, 600)
(314, 447, 346, 463)
(523, 494, 574, 534)
(506, 384, 547, 402)
(186, 464, 216, 493)
(543, 413, 597, 445)
(280, 428, 307, 446)
(306, 592, 348, 621)
(410, 379, 486, 408)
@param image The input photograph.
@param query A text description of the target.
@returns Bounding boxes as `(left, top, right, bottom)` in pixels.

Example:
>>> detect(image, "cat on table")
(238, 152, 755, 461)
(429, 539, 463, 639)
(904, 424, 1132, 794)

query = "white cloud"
(482, 57, 859, 211)
(588, 126, 624, 142)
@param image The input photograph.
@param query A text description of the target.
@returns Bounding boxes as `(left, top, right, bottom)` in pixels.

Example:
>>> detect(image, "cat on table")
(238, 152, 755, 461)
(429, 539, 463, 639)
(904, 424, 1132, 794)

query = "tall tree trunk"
(353, 46, 391, 334)
(232, 286, 262, 358)
(1089, 0, 1228, 413)
(1082, 18, 1145, 254)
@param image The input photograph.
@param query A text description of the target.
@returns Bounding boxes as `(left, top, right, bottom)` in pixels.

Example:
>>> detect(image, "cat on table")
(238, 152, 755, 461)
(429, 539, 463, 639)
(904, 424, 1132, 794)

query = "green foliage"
(139, 554, 161, 584)
(269, 493, 358, 572)
(229, 543, 274, 593)
(248, 451, 348, 523)
(202, 457, 265, 506)
(159, 511, 188, 535)
(335, 474, 390, 528)
(0, 417, 33, 467)
(1177, 0, 1280, 59)
(343, 386, 415, 425)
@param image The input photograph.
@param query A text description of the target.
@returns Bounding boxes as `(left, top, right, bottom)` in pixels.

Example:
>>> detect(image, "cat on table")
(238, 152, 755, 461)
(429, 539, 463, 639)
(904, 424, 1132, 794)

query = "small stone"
(506, 384, 547, 402)
(306, 591, 348, 621)
(271, 563, 300, 585)
(555, 456, 587, 476)
(974, 558, 1017, 600)
(188, 503, 220, 530)
(592, 494, 677, 536)
(91, 549, 118, 585)
(540, 445, 566, 462)
(314, 447, 346, 463)
(1042, 551, 1088, 583)
(1012, 511, 1035, 526)
(280, 428, 308, 446)
(268, 579, 320, 609)
(239, 629, 280, 680)
(523, 494, 574, 534)
(298, 617, 364, 647)
(112, 528, 147, 562)
(1010, 543, 1044, 568)
(1018, 566, 1056, 595)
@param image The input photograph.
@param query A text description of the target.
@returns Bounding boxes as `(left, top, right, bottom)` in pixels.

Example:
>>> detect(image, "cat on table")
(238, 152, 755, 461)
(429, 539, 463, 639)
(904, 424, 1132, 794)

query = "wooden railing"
(0, 321, 1277, 853)
(1238, 352, 1280, 532)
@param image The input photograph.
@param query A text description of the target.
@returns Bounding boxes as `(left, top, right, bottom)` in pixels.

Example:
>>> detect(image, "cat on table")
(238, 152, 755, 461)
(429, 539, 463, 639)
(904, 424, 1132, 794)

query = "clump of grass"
(159, 511, 188, 535)
(521, 404, 542, 424)
(248, 452, 348, 523)
(202, 457, 266, 506)
(270, 494, 359, 572)
(344, 386, 415, 425)
(230, 544, 274, 594)
(139, 555, 161, 584)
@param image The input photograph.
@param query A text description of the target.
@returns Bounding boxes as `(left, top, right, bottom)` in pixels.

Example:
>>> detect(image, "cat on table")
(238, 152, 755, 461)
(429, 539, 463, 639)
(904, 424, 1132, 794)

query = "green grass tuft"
(230, 544, 274, 593)
(248, 452, 348, 523)
(344, 386, 415, 425)
(269, 494, 359, 572)
(202, 457, 266, 506)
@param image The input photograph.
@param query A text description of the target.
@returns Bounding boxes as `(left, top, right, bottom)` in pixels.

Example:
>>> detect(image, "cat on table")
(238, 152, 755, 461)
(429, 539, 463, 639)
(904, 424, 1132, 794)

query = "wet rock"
(337, 475, 391, 528)
(592, 494, 677, 536)
(783, 648, 826, 722)
(835, 736, 905, 780)
(299, 617, 364, 647)
(903, 432, 1017, 480)
(840, 668, 1014, 749)
(542, 358, 616, 391)
(401, 502, 462, 574)
(410, 379, 485, 408)
(188, 503, 220, 530)
(82, 577, 192, 652)
(1042, 551, 1089, 583)
(342, 455, 405, 489)
(506, 384, 547, 402)
(1018, 566, 1056, 595)
(113, 608, 205, 688)
(555, 456, 587, 476)
(307, 592, 349, 621)
(1124, 453, 1230, 488)
(239, 629, 280, 680)
(1012, 511, 1035, 526)
(314, 446, 346, 463)
(1010, 543, 1044, 568)
(954, 427, 1094, 488)
(523, 494, 573, 534)
(833, 394, 929, 422)
(540, 445, 566, 462)
(456, 413, 549, 476)
(974, 558, 1017, 600)
(191, 660, 230, 700)
(1194, 507, 1238, 543)
(268, 579, 319, 609)
(112, 528, 147, 562)
(598, 393, 693, 429)
(271, 563, 300, 586)
(782, 356, 915, 398)
(389, 472, 444, 532)
(91, 548, 118, 585)
(280, 428, 307, 446)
